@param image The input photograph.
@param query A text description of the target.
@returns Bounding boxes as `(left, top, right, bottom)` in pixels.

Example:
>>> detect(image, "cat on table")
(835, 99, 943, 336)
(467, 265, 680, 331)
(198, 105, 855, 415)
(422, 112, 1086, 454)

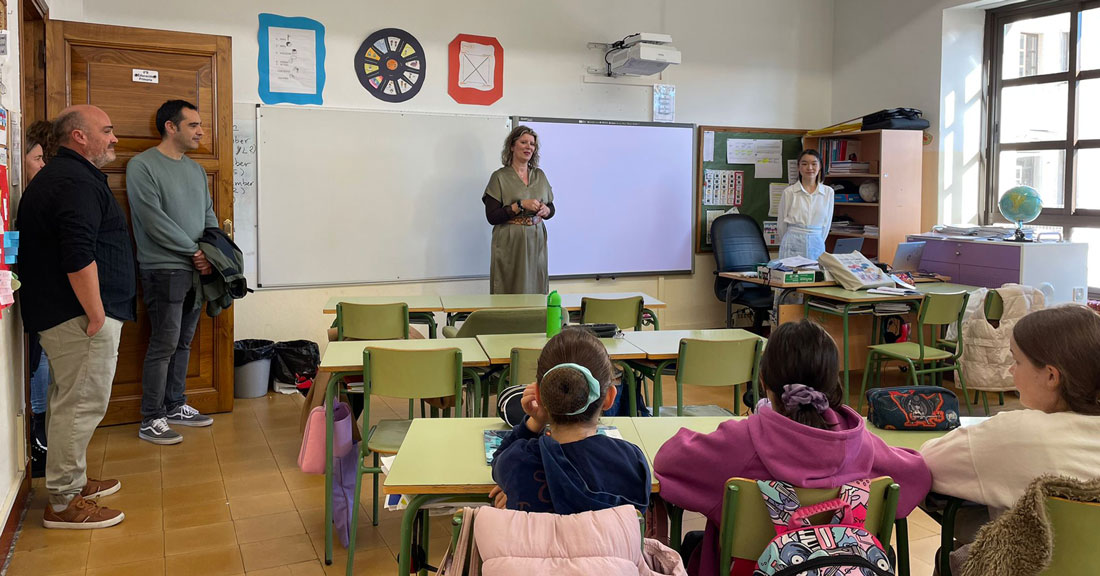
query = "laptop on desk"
(832, 237, 865, 255)
(891, 241, 926, 273)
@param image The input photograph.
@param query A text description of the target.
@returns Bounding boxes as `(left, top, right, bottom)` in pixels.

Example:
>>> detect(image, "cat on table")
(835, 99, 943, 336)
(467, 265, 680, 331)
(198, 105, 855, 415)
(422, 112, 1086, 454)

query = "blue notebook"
(483, 426, 621, 465)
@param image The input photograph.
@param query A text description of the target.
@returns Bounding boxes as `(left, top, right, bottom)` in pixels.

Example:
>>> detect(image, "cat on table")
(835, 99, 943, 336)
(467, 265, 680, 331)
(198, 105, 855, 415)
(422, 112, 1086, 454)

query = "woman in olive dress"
(483, 125, 555, 294)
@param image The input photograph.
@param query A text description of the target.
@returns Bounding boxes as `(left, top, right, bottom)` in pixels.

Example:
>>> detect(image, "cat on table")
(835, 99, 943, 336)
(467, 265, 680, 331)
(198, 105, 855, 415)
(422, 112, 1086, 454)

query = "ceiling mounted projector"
(606, 33, 681, 76)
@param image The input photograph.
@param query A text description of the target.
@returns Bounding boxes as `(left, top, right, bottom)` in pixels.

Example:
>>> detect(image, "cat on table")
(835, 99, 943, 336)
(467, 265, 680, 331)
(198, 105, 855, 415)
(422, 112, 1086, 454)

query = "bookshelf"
(802, 129, 923, 264)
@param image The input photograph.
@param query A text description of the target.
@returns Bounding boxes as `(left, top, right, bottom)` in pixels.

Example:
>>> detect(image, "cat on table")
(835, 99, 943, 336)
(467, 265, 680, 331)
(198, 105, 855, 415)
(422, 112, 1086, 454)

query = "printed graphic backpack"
(753, 479, 894, 576)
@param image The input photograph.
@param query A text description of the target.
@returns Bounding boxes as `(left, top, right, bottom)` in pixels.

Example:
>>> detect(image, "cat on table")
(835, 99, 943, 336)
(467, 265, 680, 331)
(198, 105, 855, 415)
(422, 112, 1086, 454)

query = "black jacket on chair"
(711, 215, 773, 331)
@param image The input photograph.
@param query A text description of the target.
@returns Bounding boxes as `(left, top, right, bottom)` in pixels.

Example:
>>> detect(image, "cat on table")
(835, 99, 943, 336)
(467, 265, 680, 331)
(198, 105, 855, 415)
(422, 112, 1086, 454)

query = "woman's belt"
(507, 216, 540, 226)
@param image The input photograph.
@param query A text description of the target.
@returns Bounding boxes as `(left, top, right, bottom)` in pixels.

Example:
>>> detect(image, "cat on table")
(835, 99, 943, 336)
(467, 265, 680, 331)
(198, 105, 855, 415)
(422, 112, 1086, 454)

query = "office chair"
(712, 215, 773, 332)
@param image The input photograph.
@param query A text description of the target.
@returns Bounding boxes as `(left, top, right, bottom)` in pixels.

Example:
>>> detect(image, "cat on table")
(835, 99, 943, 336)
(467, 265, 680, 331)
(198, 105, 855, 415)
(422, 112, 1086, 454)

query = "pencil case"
(866, 386, 961, 431)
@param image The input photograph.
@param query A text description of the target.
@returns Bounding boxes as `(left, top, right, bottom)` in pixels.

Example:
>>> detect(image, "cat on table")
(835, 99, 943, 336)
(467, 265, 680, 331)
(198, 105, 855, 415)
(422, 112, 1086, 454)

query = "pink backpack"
(752, 479, 893, 576)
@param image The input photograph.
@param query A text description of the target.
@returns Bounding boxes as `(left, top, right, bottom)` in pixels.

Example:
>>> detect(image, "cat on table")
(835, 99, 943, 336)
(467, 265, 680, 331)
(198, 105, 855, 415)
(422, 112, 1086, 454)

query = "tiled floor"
(6, 372, 1019, 576)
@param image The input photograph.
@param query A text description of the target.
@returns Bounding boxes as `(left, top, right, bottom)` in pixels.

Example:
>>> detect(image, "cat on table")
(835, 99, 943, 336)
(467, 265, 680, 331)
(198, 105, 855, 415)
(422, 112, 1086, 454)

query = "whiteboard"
(519, 118, 695, 277)
(232, 103, 258, 287)
(256, 106, 510, 287)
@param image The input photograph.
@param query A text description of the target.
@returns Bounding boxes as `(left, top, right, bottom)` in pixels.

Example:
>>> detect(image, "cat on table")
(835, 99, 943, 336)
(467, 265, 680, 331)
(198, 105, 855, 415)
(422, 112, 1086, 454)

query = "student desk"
(797, 282, 980, 402)
(384, 417, 645, 575)
(439, 292, 666, 327)
(720, 271, 951, 306)
(475, 333, 647, 415)
(621, 329, 763, 415)
(321, 296, 445, 338)
(317, 338, 489, 565)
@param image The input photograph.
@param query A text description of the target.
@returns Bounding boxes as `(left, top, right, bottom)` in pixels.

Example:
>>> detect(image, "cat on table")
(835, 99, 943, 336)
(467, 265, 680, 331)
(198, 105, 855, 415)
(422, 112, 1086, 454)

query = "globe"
(998, 185, 1043, 241)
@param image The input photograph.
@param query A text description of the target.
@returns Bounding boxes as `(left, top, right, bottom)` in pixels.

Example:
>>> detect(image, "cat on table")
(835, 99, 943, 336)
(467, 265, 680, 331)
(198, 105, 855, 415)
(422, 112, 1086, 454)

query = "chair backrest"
(336, 302, 409, 340)
(363, 347, 463, 406)
(1040, 496, 1100, 575)
(676, 338, 761, 388)
(454, 307, 546, 338)
(712, 215, 770, 299)
(914, 291, 969, 361)
(580, 296, 643, 331)
(984, 289, 1004, 321)
(719, 477, 899, 575)
(508, 347, 542, 387)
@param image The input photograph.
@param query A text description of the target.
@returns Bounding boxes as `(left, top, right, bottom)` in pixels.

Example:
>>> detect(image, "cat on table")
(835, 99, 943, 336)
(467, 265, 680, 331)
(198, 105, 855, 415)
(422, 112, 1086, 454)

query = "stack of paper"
(873, 301, 912, 315)
(767, 256, 819, 271)
(863, 225, 879, 237)
(828, 161, 872, 174)
(0, 270, 13, 307)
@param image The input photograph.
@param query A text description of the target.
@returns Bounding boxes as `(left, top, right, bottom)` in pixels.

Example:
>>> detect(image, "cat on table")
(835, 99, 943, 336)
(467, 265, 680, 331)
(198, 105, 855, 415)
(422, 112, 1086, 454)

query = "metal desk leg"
(939, 498, 963, 576)
(462, 368, 481, 417)
(642, 307, 660, 330)
(895, 517, 910, 576)
(667, 504, 684, 551)
(409, 312, 437, 339)
(616, 360, 638, 417)
(324, 377, 336, 565)
(841, 303, 853, 402)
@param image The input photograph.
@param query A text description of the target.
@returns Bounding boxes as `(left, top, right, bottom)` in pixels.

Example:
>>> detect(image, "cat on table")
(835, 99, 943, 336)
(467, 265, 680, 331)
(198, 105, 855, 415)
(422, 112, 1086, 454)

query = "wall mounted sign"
(257, 13, 326, 105)
(354, 28, 425, 103)
(447, 34, 503, 106)
(132, 69, 159, 84)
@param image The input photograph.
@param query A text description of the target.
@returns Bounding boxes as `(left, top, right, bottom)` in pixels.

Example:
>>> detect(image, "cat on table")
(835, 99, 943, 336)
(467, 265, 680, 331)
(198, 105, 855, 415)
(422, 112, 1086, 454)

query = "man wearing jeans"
(18, 105, 133, 528)
(127, 100, 215, 445)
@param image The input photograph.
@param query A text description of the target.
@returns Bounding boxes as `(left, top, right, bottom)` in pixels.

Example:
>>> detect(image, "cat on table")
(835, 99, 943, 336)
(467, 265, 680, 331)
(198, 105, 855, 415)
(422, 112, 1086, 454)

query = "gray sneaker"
(166, 404, 214, 427)
(138, 418, 182, 445)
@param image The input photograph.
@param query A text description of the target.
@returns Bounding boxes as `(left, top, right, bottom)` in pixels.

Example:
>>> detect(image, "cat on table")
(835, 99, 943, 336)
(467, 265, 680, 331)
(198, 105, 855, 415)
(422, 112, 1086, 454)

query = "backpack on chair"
(753, 479, 894, 576)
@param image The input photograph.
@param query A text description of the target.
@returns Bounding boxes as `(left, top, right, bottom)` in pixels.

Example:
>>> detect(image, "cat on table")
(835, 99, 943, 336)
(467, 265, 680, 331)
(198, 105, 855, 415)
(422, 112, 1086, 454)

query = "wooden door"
(45, 21, 234, 425)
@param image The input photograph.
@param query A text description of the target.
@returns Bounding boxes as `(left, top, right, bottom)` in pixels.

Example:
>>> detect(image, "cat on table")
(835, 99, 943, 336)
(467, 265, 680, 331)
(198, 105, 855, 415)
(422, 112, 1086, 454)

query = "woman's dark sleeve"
(484, 194, 516, 225)
(543, 201, 555, 220)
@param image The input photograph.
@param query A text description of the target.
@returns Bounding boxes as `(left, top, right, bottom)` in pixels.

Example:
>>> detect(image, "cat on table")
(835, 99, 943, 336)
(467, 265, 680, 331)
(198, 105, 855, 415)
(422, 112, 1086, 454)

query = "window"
(985, 1, 1100, 294)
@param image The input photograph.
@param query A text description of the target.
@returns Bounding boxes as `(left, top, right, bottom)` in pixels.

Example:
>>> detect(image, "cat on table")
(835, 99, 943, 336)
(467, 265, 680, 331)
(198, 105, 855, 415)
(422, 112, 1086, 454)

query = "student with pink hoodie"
(653, 320, 932, 575)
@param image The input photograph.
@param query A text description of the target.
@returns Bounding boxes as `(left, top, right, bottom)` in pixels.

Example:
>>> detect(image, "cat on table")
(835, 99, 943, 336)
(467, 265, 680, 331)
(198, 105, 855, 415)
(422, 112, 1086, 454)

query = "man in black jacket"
(18, 105, 133, 529)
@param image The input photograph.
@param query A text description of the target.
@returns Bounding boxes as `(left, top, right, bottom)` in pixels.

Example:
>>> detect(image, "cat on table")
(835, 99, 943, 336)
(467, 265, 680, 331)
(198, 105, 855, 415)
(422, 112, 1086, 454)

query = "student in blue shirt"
(489, 327, 651, 514)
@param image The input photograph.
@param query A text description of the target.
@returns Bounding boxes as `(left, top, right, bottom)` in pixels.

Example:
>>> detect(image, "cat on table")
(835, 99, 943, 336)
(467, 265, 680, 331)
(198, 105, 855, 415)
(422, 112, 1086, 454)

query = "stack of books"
(863, 225, 879, 238)
(873, 301, 912, 315)
(831, 220, 864, 235)
(828, 161, 872, 174)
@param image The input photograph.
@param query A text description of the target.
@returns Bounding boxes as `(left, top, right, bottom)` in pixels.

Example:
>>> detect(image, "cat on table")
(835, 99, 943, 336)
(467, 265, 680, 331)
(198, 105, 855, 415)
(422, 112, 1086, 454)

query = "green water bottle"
(546, 290, 563, 337)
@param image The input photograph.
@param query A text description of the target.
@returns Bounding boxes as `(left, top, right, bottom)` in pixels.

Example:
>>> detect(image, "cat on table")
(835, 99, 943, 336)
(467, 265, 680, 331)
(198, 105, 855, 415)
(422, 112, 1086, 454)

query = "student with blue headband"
(489, 327, 651, 514)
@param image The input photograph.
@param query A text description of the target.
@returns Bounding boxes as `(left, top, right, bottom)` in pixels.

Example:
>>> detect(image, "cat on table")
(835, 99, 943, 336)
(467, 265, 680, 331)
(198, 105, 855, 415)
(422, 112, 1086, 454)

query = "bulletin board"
(695, 126, 806, 253)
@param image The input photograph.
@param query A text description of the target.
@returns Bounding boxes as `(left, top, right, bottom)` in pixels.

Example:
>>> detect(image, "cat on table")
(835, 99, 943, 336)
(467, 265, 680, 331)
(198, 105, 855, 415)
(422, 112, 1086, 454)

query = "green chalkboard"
(695, 126, 806, 253)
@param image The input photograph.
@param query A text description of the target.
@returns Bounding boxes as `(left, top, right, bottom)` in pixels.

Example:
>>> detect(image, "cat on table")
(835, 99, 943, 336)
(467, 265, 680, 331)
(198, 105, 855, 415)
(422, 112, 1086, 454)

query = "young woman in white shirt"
(920, 305, 1100, 564)
(777, 149, 834, 261)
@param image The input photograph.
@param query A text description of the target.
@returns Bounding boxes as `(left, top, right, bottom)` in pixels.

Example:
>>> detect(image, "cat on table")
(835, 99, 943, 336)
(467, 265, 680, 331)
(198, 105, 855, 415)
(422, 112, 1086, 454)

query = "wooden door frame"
(44, 20, 235, 419)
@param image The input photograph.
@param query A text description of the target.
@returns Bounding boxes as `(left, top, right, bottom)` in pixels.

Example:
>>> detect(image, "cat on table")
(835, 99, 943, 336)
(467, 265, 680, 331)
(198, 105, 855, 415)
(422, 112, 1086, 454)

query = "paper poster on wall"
(705, 209, 723, 245)
(0, 108, 8, 143)
(257, 13, 326, 105)
(763, 221, 779, 246)
(755, 156, 782, 179)
(702, 131, 714, 161)
(448, 34, 503, 105)
(768, 182, 786, 217)
(726, 139, 754, 164)
(788, 159, 798, 184)
(356, 28, 427, 103)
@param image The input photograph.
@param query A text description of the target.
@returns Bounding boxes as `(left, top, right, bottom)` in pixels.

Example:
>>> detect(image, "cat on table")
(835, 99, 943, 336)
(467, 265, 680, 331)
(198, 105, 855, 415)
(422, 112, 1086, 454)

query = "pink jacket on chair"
(473, 505, 687, 576)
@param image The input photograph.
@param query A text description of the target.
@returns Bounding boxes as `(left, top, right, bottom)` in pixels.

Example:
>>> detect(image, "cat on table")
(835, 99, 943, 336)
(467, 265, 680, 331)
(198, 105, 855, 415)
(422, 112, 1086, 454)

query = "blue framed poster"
(257, 13, 326, 105)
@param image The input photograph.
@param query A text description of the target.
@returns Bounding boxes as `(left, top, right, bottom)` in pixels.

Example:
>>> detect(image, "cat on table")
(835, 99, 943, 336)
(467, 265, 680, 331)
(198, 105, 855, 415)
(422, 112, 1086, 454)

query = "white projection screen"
(516, 117, 695, 278)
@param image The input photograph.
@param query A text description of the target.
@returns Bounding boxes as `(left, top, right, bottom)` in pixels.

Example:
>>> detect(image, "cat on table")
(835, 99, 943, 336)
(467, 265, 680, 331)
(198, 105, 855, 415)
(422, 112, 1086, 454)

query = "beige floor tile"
(230, 491, 297, 520)
(95, 487, 164, 511)
(234, 510, 306, 544)
(162, 449, 221, 467)
(165, 545, 244, 576)
(161, 463, 224, 488)
(909, 534, 943, 568)
(13, 522, 93, 552)
(89, 506, 163, 541)
(87, 531, 164, 568)
(289, 487, 325, 511)
(162, 479, 227, 508)
(305, 522, 388, 556)
(164, 520, 239, 556)
(287, 560, 327, 576)
(86, 558, 165, 576)
(225, 471, 288, 500)
(221, 457, 282, 479)
(239, 534, 318, 572)
(7, 541, 90, 576)
(281, 468, 325, 492)
(101, 456, 162, 477)
(246, 566, 293, 576)
(218, 443, 276, 465)
(102, 470, 163, 495)
(320, 547, 395, 576)
(162, 500, 233, 531)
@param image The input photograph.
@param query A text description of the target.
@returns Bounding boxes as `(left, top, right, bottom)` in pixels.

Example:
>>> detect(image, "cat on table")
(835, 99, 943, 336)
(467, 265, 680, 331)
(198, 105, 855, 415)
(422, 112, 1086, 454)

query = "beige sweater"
(920, 409, 1100, 516)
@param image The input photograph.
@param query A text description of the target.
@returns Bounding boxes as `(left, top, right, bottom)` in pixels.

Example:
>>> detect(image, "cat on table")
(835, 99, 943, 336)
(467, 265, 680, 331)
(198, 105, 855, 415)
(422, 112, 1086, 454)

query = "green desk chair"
(336, 301, 409, 340)
(440, 307, 546, 338)
(934, 289, 1006, 414)
(653, 338, 762, 417)
(717, 477, 900, 576)
(344, 346, 463, 576)
(580, 296, 644, 331)
(483, 347, 541, 416)
(858, 291, 973, 415)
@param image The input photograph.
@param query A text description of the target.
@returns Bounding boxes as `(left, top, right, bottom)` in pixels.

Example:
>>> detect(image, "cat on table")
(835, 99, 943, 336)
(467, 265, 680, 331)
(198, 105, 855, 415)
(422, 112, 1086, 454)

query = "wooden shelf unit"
(804, 130, 922, 263)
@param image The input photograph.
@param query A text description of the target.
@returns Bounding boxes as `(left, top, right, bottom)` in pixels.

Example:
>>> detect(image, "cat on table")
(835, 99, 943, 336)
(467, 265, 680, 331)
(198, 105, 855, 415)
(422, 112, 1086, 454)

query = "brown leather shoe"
(81, 478, 121, 499)
(42, 496, 124, 529)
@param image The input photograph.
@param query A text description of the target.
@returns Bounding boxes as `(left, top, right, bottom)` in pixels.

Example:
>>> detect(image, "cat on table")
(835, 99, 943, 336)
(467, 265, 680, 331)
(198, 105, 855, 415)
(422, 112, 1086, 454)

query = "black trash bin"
(234, 339, 275, 398)
(272, 340, 321, 387)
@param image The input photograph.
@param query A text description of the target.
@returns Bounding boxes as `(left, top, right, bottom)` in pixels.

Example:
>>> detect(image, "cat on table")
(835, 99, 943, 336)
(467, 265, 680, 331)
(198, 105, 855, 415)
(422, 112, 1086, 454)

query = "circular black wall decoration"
(354, 28, 425, 102)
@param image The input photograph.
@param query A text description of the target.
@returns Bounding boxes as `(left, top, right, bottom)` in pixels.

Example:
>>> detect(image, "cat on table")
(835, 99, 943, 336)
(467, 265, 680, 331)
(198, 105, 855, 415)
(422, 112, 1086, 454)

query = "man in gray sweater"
(127, 100, 216, 444)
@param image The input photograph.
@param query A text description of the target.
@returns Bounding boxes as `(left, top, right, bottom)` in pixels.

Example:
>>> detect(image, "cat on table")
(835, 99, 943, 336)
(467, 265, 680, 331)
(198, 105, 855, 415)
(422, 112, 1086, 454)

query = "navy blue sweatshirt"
(490, 416, 651, 515)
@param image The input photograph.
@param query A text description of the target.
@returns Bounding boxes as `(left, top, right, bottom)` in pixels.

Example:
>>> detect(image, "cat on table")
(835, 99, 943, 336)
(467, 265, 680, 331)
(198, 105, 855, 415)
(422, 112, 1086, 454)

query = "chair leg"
(372, 452, 380, 526)
(733, 384, 741, 415)
(954, 366, 974, 416)
(972, 391, 980, 405)
(998, 391, 1005, 405)
(857, 352, 876, 413)
(981, 391, 991, 415)
(347, 457, 366, 576)
(895, 517, 910, 576)
(676, 380, 685, 417)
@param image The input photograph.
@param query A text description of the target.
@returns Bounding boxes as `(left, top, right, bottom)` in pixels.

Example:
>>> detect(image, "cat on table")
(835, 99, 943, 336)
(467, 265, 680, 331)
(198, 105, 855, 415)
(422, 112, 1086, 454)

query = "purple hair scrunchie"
(781, 383, 829, 414)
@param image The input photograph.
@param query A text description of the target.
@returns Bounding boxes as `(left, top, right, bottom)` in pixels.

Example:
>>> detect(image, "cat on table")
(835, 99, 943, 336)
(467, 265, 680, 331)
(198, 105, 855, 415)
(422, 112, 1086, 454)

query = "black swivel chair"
(712, 214, 773, 333)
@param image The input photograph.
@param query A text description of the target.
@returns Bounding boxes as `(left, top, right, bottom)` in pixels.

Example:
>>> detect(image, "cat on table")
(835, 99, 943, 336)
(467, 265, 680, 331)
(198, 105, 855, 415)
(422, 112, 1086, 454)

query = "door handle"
(223, 218, 234, 239)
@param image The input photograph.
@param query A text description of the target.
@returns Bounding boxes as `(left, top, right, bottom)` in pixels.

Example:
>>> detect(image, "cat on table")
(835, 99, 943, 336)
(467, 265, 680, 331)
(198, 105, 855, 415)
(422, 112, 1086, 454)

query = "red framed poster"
(448, 34, 503, 106)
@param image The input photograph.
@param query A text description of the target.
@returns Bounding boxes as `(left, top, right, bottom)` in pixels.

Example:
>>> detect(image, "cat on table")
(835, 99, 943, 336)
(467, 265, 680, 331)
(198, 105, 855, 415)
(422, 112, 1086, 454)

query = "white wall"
(49, 0, 836, 344)
(0, 0, 26, 535)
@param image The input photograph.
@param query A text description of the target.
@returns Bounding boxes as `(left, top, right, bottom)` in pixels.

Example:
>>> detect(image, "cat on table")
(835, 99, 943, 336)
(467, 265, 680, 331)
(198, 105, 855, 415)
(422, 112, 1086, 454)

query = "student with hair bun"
(654, 320, 931, 575)
(489, 327, 651, 514)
